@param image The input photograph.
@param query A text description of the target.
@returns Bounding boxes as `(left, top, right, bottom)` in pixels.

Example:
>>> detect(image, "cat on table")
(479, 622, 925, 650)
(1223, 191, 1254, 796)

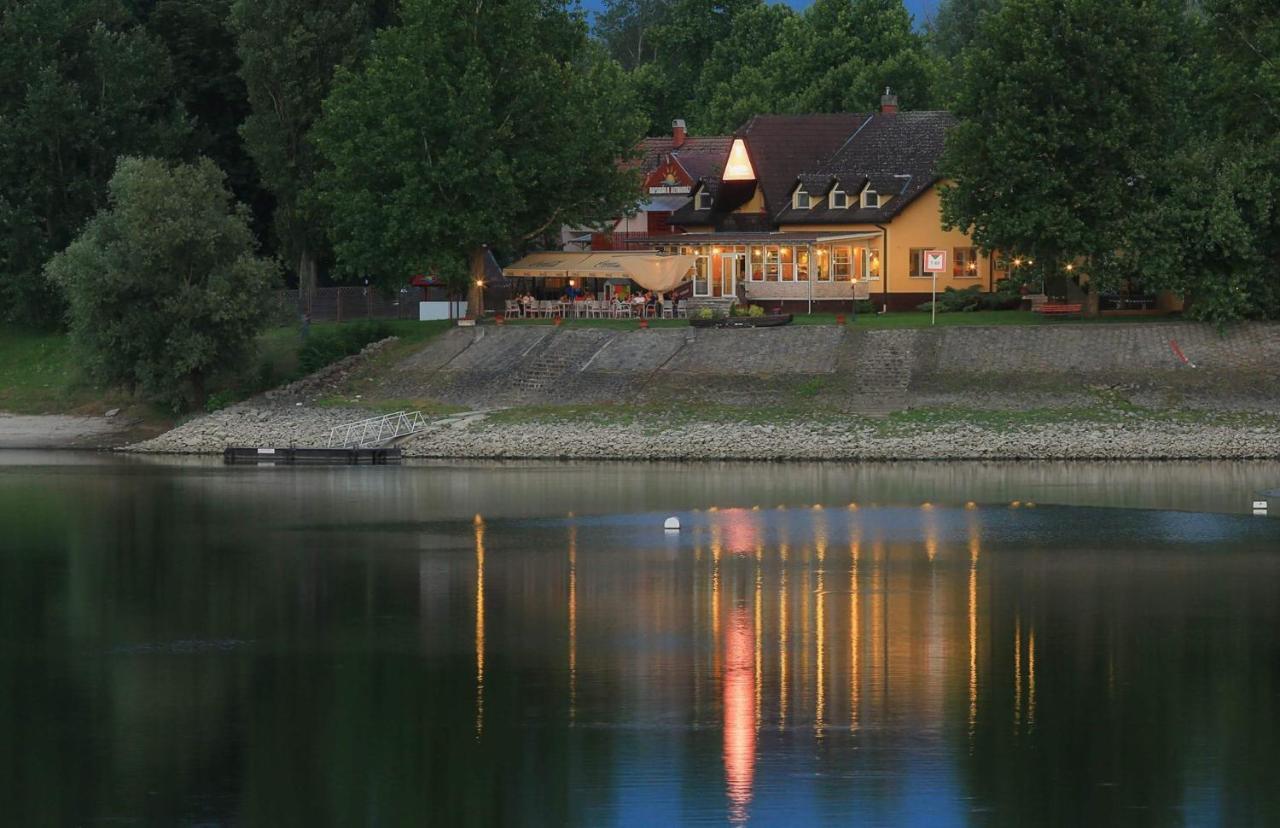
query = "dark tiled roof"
(735, 114, 868, 216)
(774, 111, 956, 225)
(636, 135, 732, 173)
(667, 178, 758, 226)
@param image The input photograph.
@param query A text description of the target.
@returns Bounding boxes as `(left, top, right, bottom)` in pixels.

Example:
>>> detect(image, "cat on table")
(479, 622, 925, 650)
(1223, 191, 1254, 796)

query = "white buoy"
(664, 516, 681, 531)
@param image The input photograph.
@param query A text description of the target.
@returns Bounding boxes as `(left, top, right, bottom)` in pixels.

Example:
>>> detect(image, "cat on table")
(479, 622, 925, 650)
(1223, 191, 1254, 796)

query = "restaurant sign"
(645, 159, 693, 196)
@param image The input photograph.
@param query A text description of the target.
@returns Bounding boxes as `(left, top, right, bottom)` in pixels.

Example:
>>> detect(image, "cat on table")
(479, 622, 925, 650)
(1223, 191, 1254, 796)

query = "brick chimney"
(880, 87, 899, 114)
(672, 118, 687, 149)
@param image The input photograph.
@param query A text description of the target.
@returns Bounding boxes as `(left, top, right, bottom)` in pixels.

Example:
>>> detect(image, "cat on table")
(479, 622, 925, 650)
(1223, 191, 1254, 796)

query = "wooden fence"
(272, 288, 421, 323)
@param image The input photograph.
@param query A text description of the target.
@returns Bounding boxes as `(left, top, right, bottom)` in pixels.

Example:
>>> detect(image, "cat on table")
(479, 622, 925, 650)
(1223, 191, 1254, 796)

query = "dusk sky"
(580, 0, 940, 27)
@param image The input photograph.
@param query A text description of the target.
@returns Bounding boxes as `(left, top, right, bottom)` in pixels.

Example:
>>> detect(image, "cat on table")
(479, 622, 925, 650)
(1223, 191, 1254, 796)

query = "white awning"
(505, 251, 696, 293)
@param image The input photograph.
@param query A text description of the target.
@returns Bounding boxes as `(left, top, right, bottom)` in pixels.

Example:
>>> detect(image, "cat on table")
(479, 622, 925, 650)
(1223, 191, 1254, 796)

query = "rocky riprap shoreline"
(124, 326, 1280, 460)
(129, 403, 1280, 460)
(397, 418, 1280, 461)
(126, 337, 398, 454)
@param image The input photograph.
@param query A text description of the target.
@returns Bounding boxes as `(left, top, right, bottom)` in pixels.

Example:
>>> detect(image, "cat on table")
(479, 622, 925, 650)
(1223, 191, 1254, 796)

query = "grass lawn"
(0, 319, 454, 418)
(0, 328, 126, 415)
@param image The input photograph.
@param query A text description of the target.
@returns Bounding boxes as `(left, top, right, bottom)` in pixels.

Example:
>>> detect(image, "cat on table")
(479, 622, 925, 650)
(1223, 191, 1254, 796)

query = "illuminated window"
(764, 246, 780, 280)
(749, 246, 763, 281)
(780, 246, 794, 281)
(954, 247, 980, 277)
(722, 138, 755, 180)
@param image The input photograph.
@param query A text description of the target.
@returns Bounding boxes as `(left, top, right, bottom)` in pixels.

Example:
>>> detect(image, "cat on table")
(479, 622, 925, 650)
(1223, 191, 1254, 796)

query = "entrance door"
(716, 253, 742, 298)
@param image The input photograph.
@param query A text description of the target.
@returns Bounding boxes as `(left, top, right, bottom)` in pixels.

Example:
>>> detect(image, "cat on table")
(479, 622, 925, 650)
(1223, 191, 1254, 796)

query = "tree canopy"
(938, 0, 1279, 319)
(45, 157, 278, 410)
(0, 0, 188, 325)
(230, 0, 376, 295)
(311, 0, 645, 291)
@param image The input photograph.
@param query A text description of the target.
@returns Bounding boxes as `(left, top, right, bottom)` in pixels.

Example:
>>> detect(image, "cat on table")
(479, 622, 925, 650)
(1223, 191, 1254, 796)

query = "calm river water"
(2, 453, 1278, 826)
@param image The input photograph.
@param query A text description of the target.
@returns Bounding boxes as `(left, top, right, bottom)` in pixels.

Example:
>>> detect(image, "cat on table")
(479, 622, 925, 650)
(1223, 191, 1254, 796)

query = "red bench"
(1034, 303, 1083, 317)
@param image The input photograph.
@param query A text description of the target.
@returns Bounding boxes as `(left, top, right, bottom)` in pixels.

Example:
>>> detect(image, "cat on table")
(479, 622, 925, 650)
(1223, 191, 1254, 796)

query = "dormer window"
(830, 188, 849, 209)
(861, 189, 879, 208)
(695, 190, 713, 210)
(793, 188, 812, 209)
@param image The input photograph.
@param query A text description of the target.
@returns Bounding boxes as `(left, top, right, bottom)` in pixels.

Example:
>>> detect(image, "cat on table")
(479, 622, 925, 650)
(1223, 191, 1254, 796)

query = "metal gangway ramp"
(327, 410, 429, 448)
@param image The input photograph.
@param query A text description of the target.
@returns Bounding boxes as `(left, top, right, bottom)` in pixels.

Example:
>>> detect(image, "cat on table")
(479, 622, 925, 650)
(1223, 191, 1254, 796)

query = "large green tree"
(312, 0, 645, 295)
(774, 0, 939, 114)
(938, 0, 1192, 307)
(230, 0, 376, 298)
(0, 0, 188, 326)
(598, 0, 756, 134)
(690, 2, 796, 132)
(45, 157, 278, 410)
(1131, 0, 1279, 319)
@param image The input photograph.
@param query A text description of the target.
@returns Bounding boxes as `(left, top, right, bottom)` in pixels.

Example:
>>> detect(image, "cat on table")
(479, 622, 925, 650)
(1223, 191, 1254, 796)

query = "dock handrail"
(327, 410, 429, 448)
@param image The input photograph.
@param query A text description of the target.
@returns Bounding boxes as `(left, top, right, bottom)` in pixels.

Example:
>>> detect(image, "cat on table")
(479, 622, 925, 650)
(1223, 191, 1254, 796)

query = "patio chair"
(504, 300, 522, 319)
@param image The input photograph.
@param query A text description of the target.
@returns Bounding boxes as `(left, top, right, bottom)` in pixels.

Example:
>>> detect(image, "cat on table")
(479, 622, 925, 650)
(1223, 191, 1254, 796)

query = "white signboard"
(923, 249, 948, 273)
(419, 300, 468, 321)
(647, 185, 691, 195)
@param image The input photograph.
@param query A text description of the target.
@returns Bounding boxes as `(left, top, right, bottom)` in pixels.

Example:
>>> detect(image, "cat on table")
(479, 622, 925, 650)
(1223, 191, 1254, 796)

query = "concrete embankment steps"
(505, 329, 620, 404)
(836, 328, 919, 416)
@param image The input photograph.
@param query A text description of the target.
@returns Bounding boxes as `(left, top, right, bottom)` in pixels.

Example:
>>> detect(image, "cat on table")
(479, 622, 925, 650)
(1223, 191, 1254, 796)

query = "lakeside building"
(562, 120, 732, 252)
(532, 91, 1005, 312)
(657, 91, 1002, 312)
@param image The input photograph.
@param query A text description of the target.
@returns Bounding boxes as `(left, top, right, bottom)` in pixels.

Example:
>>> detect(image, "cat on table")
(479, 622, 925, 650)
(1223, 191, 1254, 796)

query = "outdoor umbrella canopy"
(504, 252, 696, 293)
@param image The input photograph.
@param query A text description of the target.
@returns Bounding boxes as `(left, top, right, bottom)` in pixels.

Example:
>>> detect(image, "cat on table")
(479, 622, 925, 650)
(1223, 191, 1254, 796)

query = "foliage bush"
(917, 285, 986, 313)
(748, 304, 765, 317)
(45, 157, 278, 412)
(204, 390, 237, 413)
(693, 307, 715, 320)
(298, 320, 392, 374)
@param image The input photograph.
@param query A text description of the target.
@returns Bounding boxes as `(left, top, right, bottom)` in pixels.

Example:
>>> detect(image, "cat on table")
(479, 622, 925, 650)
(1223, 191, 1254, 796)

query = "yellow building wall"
(782, 185, 994, 295)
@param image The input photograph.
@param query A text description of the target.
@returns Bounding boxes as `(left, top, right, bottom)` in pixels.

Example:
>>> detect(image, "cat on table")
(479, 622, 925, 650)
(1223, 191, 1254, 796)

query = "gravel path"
(0, 413, 137, 449)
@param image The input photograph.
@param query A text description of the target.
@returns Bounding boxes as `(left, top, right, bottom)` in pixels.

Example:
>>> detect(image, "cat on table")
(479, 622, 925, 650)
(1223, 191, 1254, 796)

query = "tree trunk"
(190, 371, 207, 412)
(1084, 289, 1100, 318)
(467, 247, 487, 318)
(298, 247, 318, 309)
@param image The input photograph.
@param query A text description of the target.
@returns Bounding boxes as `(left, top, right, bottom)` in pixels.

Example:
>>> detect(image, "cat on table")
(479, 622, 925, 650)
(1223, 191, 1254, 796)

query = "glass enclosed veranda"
(652, 232, 882, 303)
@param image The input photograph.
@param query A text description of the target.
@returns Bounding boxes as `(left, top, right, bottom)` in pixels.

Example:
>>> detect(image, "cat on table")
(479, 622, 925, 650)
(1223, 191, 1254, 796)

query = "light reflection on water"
(0, 454, 1278, 825)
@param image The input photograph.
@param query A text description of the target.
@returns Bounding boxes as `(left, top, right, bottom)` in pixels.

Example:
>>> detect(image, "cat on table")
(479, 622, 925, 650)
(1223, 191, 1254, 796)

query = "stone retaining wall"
(375, 322, 1280, 411)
